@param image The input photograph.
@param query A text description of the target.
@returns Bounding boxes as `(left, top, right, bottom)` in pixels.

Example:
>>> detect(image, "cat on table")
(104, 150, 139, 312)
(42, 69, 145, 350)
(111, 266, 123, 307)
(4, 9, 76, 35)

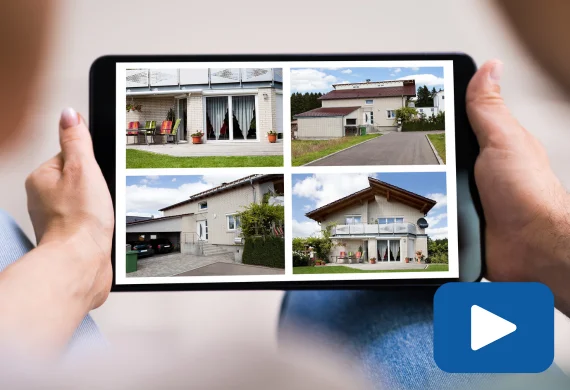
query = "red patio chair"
(160, 121, 173, 134)
(126, 122, 139, 144)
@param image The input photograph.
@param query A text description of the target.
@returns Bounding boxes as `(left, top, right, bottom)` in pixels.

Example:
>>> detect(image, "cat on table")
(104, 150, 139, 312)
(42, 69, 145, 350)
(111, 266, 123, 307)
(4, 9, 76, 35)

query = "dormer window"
(365, 99, 373, 105)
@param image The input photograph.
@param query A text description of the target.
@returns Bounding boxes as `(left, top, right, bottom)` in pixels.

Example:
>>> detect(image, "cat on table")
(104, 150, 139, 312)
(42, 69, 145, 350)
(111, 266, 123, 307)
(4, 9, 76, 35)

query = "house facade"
(126, 68, 283, 143)
(126, 175, 284, 256)
(408, 89, 445, 117)
(294, 80, 416, 139)
(305, 177, 436, 262)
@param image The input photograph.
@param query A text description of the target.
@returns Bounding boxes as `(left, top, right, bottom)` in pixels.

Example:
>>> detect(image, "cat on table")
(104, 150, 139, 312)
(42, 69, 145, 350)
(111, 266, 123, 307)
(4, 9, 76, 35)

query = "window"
(346, 118, 357, 125)
(386, 110, 395, 119)
(365, 99, 373, 105)
(345, 215, 362, 225)
(370, 111, 374, 124)
(431, 108, 434, 112)
(442, 95, 445, 100)
(227, 214, 241, 231)
(199, 201, 208, 210)
(377, 217, 404, 224)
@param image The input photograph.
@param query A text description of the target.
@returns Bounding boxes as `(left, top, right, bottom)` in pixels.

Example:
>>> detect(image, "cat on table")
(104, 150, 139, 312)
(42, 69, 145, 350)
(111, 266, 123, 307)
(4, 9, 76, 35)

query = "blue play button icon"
(434, 282, 554, 373)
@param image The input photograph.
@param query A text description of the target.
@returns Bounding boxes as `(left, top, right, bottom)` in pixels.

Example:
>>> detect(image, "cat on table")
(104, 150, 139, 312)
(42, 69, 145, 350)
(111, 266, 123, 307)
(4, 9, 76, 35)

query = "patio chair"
(126, 121, 139, 144)
(167, 119, 181, 144)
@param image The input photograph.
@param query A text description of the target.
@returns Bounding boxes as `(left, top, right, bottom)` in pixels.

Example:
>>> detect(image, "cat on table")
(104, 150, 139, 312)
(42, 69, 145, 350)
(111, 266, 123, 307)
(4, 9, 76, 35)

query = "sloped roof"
(294, 106, 360, 118)
(305, 177, 437, 222)
(159, 174, 283, 211)
(319, 80, 416, 100)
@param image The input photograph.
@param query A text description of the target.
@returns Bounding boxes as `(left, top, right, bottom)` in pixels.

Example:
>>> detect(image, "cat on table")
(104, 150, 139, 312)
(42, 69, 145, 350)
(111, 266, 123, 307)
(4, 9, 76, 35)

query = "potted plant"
(416, 250, 425, 263)
(369, 257, 376, 264)
(405, 257, 410, 263)
(267, 130, 278, 143)
(356, 245, 363, 259)
(191, 131, 204, 144)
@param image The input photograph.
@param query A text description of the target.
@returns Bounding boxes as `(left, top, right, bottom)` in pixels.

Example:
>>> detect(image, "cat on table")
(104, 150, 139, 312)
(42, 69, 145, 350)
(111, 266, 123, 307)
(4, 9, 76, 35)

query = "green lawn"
(126, 149, 283, 168)
(427, 134, 446, 163)
(293, 264, 449, 274)
(292, 134, 380, 166)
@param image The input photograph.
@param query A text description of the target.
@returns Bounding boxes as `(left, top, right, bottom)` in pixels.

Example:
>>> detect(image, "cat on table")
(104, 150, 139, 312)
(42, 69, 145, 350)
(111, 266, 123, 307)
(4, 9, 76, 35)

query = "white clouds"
(393, 68, 402, 73)
(426, 226, 448, 239)
(341, 69, 352, 74)
(426, 193, 447, 210)
(411, 67, 420, 71)
(172, 178, 177, 182)
(397, 73, 444, 87)
(303, 204, 312, 212)
(293, 173, 374, 208)
(291, 69, 338, 92)
(426, 212, 447, 227)
(390, 73, 395, 77)
(292, 219, 322, 238)
(146, 175, 159, 180)
(126, 174, 246, 216)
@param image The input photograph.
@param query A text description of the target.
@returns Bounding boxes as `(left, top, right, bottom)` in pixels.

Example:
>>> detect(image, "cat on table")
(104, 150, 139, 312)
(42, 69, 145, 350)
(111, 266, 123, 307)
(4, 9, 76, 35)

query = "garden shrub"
(293, 253, 310, 267)
(402, 111, 445, 131)
(243, 236, 285, 268)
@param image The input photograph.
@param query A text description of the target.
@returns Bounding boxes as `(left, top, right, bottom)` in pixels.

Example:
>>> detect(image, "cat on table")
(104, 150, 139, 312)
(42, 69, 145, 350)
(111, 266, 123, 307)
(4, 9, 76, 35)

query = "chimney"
(366, 79, 371, 83)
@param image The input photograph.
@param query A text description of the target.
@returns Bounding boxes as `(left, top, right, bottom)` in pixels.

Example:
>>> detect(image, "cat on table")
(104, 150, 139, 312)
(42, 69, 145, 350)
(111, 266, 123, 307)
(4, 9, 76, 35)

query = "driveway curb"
(425, 134, 444, 165)
(302, 135, 381, 166)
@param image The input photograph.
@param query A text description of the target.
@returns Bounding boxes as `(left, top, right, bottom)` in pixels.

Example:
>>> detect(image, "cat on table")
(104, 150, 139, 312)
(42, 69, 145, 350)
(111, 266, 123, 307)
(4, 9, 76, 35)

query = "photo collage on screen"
(117, 61, 454, 284)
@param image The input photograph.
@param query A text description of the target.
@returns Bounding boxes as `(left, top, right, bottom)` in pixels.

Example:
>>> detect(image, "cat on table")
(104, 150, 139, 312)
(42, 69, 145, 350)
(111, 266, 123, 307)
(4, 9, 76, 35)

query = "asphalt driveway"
(175, 262, 285, 276)
(306, 131, 440, 166)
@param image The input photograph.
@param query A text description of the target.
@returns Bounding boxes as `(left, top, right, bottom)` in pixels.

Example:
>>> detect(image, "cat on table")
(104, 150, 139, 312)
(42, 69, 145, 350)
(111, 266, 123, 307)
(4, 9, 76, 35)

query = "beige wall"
(257, 87, 277, 143)
(187, 93, 204, 141)
(367, 195, 426, 234)
(126, 96, 176, 125)
(416, 236, 428, 259)
(163, 182, 276, 246)
(297, 117, 343, 139)
(320, 201, 367, 227)
(321, 96, 406, 127)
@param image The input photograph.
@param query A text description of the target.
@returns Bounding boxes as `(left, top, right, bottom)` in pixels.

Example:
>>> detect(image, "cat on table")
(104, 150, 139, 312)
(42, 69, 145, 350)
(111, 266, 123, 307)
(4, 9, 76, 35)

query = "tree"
(237, 203, 284, 238)
(290, 91, 323, 119)
(394, 107, 418, 123)
(415, 85, 433, 107)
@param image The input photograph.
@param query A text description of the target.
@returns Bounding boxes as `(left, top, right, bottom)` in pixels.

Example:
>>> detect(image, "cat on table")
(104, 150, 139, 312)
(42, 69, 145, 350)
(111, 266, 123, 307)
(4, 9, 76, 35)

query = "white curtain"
(206, 97, 228, 140)
(390, 240, 400, 262)
(377, 241, 388, 262)
(232, 95, 255, 140)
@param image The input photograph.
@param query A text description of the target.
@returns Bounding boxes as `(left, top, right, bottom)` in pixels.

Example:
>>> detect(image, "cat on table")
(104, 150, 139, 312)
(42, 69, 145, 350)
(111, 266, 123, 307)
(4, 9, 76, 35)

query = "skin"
(0, 1, 570, 357)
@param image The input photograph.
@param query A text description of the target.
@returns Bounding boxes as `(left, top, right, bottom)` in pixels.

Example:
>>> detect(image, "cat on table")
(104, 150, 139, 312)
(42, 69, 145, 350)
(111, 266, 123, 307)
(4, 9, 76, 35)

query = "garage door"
(276, 93, 283, 138)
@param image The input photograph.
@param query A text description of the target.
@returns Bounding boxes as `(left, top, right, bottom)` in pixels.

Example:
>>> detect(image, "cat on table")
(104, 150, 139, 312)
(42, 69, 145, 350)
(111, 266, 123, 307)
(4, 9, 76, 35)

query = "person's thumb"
(466, 60, 523, 149)
(58, 107, 95, 163)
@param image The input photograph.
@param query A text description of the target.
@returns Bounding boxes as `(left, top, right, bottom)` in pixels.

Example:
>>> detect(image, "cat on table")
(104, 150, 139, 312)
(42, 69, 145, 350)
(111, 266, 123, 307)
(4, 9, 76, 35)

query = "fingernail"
(60, 107, 79, 129)
(489, 61, 503, 84)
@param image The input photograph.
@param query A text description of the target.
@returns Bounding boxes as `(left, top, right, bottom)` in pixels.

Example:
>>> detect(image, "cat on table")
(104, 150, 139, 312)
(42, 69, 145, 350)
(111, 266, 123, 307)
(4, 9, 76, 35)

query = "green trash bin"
(126, 251, 138, 273)
(359, 126, 366, 136)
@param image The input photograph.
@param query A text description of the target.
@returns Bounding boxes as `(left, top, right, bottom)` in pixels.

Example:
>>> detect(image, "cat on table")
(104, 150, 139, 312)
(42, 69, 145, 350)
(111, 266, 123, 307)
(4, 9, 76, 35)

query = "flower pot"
(405, 258, 409, 263)
(268, 134, 277, 143)
(192, 136, 202, 144)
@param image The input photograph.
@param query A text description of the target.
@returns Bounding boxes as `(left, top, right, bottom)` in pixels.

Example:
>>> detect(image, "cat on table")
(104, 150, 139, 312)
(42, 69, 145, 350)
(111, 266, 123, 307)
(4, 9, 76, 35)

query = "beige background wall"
(1, 0, 569, 373)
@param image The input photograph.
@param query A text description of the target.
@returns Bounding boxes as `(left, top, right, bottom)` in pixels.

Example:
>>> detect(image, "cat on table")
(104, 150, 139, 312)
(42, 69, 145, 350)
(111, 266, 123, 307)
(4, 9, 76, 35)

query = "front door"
(197, 220, 208, 241)
(178, 98, 187, 142)
(363, 111, 374, 125)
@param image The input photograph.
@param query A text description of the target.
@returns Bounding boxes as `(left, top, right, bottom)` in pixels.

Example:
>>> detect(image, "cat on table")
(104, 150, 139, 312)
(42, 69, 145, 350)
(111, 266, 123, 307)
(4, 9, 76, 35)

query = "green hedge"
(293, 253, 310, 267)
(403, 121, 444, 131)
(243, 236, 285, 268)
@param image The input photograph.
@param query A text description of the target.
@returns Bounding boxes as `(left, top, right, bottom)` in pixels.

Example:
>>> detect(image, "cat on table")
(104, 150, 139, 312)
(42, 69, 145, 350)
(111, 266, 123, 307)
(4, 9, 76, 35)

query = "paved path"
(127, 252, 234, 278)
(306, 132, 440, 166)
(127, 140, 283, 157)
(175, 262, 284, 276)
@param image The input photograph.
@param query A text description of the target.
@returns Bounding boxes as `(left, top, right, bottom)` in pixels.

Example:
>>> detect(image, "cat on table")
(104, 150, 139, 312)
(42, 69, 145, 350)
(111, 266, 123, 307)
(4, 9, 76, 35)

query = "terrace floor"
(126, 140, 283, 157)
(327, 262, 427, 271)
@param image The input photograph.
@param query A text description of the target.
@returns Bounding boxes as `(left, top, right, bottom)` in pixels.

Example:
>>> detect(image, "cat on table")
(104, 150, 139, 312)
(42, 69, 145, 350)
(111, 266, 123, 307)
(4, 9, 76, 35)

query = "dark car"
(150, 238, 174, 254)
(129, 241, 155, 258)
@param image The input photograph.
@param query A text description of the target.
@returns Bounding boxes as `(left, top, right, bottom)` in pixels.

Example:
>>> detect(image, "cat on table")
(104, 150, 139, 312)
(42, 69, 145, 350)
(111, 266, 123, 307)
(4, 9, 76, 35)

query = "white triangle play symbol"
(471, 305, 517, 351)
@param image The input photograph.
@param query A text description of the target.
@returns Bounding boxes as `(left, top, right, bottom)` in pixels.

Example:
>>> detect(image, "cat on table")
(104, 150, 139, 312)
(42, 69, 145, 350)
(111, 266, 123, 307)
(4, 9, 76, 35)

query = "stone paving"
(127, 252, 235, 278)
(175, 263, 285, 276)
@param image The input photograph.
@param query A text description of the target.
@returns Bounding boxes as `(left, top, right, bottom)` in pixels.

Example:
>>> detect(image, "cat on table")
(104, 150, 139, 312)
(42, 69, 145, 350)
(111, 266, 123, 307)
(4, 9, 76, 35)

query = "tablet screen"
(116, 60, 457, 285)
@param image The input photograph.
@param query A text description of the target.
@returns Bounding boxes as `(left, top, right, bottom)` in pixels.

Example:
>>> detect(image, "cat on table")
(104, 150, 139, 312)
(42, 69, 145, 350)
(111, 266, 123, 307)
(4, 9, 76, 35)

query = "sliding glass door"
(205, 95, 257, 141)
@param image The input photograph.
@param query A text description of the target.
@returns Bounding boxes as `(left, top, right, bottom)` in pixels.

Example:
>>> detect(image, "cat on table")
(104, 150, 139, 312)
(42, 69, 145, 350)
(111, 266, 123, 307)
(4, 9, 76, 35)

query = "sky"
(292, 172, 448, 240)
(126, 174, 248, 217)
(290, 66, 444, 94)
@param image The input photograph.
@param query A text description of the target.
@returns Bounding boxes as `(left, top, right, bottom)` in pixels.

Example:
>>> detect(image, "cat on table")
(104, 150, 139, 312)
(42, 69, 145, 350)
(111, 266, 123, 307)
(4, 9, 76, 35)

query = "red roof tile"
(319, 81, 416, 100)
(294, 106, 360, 117)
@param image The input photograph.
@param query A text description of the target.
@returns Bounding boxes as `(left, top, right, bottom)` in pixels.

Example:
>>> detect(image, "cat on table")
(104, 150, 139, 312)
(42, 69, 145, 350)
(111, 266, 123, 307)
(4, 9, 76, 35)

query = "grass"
(291, 134, 380, 166)
(427, 133, 446, 163)
(293, 264, 449, 274)
(126, 149, 283, 168)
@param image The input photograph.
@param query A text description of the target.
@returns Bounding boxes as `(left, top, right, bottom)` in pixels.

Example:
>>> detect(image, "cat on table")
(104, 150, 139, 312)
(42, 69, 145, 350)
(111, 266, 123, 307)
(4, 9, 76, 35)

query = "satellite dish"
(417, 218, 429, 229)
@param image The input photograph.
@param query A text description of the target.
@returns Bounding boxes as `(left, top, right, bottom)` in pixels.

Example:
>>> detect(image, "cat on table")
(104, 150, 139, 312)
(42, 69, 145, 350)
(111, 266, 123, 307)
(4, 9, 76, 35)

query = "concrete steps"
(202, 243, 232, 257)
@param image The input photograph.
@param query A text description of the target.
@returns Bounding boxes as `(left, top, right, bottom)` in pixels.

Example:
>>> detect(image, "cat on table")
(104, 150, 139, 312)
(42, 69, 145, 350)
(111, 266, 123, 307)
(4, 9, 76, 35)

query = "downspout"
(250, 177, 256, 204)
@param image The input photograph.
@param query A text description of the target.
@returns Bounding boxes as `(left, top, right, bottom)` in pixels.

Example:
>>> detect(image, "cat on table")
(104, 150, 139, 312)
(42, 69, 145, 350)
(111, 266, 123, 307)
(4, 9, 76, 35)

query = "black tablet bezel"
(89, 53, 484, 292)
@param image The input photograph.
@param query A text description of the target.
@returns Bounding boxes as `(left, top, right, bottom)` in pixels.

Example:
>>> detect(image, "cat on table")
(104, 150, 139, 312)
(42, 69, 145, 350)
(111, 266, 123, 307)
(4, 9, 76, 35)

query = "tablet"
(89, 53, 483, 292)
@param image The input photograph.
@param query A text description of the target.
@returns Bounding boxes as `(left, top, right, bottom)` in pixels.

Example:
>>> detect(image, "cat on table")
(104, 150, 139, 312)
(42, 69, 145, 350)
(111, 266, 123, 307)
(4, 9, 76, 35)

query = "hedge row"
(242, 236, 285, 269)
(293, 253, 310, 267)
(402, 121, 445, 131)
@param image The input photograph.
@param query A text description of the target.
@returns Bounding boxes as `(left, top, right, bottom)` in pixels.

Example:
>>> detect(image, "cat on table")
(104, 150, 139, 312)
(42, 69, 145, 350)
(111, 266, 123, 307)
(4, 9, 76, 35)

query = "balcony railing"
(126, 68, 283, 89)
(332, 223, 416, 236)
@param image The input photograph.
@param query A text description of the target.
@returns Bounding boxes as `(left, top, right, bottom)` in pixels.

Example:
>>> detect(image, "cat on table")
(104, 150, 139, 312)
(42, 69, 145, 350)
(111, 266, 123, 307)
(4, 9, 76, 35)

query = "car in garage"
(150, 238, 174, 254)
(128, 241, 155, 258)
